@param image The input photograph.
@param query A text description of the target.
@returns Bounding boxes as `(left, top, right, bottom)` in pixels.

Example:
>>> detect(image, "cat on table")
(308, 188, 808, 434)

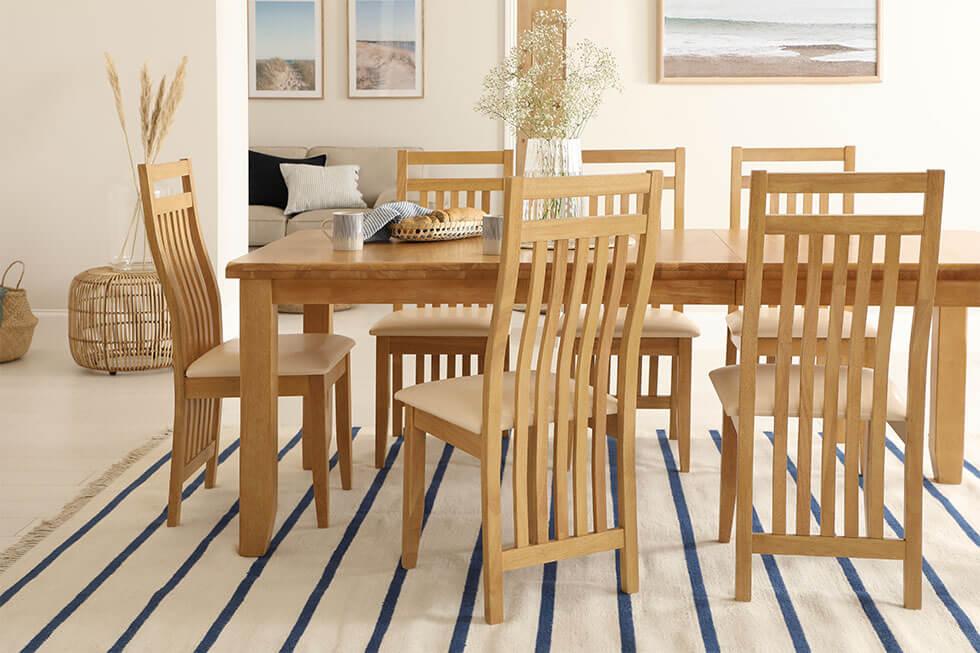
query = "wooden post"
(515, 0, 567, 174)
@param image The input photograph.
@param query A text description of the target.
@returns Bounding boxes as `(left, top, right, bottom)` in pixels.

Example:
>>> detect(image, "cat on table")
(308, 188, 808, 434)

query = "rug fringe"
(0, 429, 172, 575)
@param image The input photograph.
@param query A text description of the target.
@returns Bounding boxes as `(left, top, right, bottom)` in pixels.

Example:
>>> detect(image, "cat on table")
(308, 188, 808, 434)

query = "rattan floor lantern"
(68, 266, 172, 374)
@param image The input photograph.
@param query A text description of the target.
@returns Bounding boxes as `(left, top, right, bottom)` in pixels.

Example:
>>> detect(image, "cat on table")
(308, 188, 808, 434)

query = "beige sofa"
(249, 145, 420, 247)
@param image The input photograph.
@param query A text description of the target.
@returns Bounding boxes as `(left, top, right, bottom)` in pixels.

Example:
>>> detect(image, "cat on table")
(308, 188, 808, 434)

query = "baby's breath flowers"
(476, 10, 620, 139)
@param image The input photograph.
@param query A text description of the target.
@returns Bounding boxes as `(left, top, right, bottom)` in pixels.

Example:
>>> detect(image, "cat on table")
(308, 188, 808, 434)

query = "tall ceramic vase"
(523, 137, 584, 220)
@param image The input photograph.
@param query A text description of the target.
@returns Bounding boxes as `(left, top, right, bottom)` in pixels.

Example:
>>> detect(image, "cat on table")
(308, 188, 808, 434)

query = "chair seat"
(709, 364, 906, 421)
(727, 307, 877, 346)
(572, 306, 701, 338)
(186, 334, 355, 379)
(369, 306, 493, 338)
(395, 372, 618, 435)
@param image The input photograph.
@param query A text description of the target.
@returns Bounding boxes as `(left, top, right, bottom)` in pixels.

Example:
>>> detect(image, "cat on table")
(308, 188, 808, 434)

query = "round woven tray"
(68, 266, 173, 374)
(390, 220, 483, 242)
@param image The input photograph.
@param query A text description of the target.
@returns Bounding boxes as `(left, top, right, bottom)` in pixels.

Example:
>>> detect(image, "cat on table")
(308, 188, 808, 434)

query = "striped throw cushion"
(280, 163, 367, 215)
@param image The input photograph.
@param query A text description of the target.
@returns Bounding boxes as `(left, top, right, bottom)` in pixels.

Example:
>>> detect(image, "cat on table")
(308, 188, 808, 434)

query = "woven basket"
(68, 267, 172, 374)
(0, 261, 39, 363)
(390, 220, 483, 242)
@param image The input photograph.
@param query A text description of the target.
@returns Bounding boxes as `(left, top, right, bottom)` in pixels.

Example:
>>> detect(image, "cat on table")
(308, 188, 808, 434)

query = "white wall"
(0, 0, 247, 324)
(567, 0, 980, 229)
(248, 0, 503, 150)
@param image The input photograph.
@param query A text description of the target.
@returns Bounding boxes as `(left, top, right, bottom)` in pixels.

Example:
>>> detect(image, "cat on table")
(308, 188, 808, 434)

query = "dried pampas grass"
(104, 53, 189, 167)
(104, 53, 189, 265)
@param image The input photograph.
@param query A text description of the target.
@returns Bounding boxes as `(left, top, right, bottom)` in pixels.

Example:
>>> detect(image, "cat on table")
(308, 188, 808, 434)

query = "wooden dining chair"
(710, 169, 945, 608)
(726, 146, 874, 367)
(579, 148, 700, 471)
(370, 150, 513, 468)
(139, 159, 355, 527)
(396, 171, 663, 624)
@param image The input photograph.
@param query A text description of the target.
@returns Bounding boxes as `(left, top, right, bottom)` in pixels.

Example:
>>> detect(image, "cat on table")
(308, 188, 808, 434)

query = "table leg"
(929, 306, 967, 484)
(303, 305, 334, 471)
(239, 280, 279, 556)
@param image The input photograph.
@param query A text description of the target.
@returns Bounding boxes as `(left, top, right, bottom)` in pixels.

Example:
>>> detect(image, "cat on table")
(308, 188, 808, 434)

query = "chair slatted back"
(582, 148, 685, 229)
(739, 170, 944, 543)
(484, 172, 662, 548)
(731, 146, 857, 229)
(397, 149, 514, 214)
(395, 150, 514, 312)
(138, 160, 222, 378)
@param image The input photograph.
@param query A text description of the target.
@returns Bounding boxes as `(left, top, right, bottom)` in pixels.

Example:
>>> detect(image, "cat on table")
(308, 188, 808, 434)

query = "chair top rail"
(518, 173, 653, 200)
(406, 178, 505, 192)
(582, 148, 682, 164)
(402, 150, 513, 166)
(740, 146, 851, 162)
(145, 159, 191, 183)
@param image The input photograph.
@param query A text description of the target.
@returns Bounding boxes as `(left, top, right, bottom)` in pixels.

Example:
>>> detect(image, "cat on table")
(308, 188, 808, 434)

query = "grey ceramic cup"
(483, 215, 504, 256)
(332, 211, 365, 251)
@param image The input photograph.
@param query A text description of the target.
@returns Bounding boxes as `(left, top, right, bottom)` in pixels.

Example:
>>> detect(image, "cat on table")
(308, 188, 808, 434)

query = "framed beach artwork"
(348, 0, 424, 98)
(657, 0, 881, 83)
(249, 0, 323, 99)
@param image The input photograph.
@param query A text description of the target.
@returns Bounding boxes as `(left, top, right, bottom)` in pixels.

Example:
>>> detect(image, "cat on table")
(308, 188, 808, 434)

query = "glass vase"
(523, 137, 584, 220)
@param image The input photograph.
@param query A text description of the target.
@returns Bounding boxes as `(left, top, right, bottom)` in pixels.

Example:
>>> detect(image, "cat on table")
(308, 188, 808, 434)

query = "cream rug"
(0, 425, 977, 652)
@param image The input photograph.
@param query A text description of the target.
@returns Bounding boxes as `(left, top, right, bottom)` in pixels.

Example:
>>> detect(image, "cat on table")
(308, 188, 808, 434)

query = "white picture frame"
(249, 0, 323, 99)
(348, 0, 424, 99)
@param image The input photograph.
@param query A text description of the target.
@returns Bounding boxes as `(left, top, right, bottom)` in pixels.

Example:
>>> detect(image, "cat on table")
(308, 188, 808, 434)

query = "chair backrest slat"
(488, 172, 663, 549)
(796, 233, 824, 535)
(582, 148, 685, 230)
(741, 169, 945, 543)
(731, 146, 857, 229)
(138, 160, 221, 377)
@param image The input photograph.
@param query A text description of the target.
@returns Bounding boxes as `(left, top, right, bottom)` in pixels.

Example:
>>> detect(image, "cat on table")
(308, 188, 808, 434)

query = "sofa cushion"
(281, 163, 367, 215)
(249, 205, 287, 247)
(307, 147, 419, 207)
(249, 150, 327, 209)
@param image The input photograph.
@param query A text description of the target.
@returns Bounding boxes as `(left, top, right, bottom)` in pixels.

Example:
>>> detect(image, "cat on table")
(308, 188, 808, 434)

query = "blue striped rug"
(0, 426, 977, 652)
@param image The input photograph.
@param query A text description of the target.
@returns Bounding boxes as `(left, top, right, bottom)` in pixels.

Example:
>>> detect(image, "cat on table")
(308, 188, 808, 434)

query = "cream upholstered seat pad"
(394, 372, 618, 435)
(709, 364, 906, 421)
(186, 334, 354, 378)
(369, 306, 493, 338)
(571, 306, 701, 338)
(727, 307, 877, 345)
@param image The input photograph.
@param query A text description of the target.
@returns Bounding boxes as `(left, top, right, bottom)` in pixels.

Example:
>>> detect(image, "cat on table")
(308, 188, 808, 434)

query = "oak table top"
(228, 228, 980, 282)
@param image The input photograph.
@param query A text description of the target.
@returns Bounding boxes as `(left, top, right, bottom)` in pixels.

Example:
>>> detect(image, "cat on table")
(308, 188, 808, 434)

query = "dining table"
(226, 228, 980, 557)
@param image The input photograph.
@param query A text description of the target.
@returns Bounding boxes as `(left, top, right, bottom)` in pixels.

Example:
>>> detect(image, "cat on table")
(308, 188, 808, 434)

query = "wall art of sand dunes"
(355, 41, 416, 90)
(256, 58, 316, 92)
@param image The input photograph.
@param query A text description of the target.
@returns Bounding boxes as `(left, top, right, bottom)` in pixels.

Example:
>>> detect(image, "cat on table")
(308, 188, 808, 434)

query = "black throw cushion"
(249, 150, 327, 209)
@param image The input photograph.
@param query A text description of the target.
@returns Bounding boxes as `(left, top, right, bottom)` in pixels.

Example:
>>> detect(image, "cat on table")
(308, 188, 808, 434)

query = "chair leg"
(375, 337, 391, 469)
(401, 408, 425, 569)
(723, 329, 737, 435)
(675, 341, 693, 472)
(617, 425, 640, 594)
(307, 377, 331, 528)
(718, 415, 737, 543)
(482, 454, 505, 625)
(167, 402, 188, 528)
(734, 416, 754, 602)
(668, 356, 679, 441)
(392, 353, 405, 438)
(336, 356, 353, 491)
(204, 399, 221, 489)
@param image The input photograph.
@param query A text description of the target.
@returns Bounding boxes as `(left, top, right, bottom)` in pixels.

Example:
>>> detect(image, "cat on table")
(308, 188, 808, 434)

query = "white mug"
(332, 211, 365, 251)
(483, 215, 504, 256)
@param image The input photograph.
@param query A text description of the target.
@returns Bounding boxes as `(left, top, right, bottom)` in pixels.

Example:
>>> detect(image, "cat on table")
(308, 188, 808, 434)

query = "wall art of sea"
(663, 2, 877, 78)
